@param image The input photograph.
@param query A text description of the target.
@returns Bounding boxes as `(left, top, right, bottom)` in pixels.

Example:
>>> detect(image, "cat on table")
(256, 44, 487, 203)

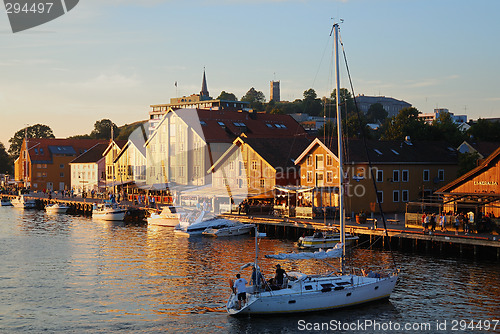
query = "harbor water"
(0, 208, 499, 333)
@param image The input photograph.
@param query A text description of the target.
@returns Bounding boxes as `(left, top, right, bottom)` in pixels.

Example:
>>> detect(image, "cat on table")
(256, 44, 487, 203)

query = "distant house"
(69, 143, 108, 193)
(14, 138, 106, 191)
(437, 146, 500, 218)
(457, 140, 500, 159)
(294, 137, 459, 215)
(354, 95, 411, 118)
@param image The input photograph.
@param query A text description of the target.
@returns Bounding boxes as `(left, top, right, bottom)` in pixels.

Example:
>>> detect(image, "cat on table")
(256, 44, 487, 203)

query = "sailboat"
(226, 22, 398, 315)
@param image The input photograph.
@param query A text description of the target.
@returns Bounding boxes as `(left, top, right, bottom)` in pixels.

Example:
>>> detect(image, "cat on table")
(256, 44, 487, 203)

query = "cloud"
(61, 73, 141, 91)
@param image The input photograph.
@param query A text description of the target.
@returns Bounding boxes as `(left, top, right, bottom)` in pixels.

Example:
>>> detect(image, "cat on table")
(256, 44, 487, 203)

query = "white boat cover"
(265, 244, 343, 260)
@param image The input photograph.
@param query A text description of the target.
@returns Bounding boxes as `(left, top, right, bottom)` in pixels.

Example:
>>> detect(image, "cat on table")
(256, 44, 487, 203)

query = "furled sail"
(265, 244, 343, 260)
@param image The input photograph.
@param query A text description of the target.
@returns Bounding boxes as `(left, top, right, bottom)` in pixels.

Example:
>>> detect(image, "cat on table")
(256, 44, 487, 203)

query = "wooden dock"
(221, 213, 500, 260)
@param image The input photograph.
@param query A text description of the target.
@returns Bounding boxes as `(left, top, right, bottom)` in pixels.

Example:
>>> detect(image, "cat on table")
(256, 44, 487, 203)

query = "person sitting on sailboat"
(251, 265, 264, 288)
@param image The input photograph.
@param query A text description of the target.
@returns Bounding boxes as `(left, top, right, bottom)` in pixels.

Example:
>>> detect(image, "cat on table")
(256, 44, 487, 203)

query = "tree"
(467, 119, 500, 142)
(429, 112, 466, 146)
(216, 91, 237, 101)
(328, 88, 355, 116)
(0, 142, 13, 174)
(366, 103, 388, 123)
(302, 88, 323, 116)
(457, 151, 480, 177)
(90, 119, 119, 140)
(8, 124, 55, 157)
(380, 107, 430, 141)
(241, 87, 266, 111)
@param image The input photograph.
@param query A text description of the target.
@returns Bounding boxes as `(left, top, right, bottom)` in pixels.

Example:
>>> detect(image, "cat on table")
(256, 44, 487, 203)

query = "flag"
(175, 81, 177, 87)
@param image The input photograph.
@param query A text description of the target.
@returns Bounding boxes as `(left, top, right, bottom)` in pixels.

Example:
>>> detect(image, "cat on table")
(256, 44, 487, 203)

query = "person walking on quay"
(463, 213, 470, 235)
(439, 213, 447, 232)
(233, 274, 248, 309)
(430, 213, 437, 232)
(453, 213, 460, 235)
(421, 213, 427, 232)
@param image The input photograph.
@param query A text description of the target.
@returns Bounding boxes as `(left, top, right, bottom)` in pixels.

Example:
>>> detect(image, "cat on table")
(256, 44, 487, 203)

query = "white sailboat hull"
(227, 275, 397, 315)
(92, 210, 126, 221)
(45, 204, 70, 214)
(147, 215, 179, 227)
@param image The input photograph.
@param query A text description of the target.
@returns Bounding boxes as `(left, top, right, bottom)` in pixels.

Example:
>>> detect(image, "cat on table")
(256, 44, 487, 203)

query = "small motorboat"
(174, 211, 235, 236)
(203, 221, 254, 237)
(297, 229, 359, 250)
(1, 197, 13, 206)
(147, 206, 183, 227)
(92, 201, 127, 221)
(11, 195, 36, 209)
(45, 203, 70, 214)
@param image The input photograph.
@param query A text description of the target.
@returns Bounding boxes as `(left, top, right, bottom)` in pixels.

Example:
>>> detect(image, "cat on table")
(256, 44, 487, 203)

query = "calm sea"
(0, 208, 499, 333)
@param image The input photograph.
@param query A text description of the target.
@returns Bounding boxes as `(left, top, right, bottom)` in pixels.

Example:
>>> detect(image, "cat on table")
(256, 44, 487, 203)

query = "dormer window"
(266, 123, 274, 128)
(34, 148, 38, 154)
(218, 121, 225, 126)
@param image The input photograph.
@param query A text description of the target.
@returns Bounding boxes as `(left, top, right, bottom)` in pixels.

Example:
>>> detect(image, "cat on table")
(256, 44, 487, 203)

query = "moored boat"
(11, 195, 36, 209)
(297, 230, 359, 249)
(45, 203, 70, 214)
(202, 221, 254, 237)
(147, 206, 183, 227)
(92, 201, 127, 221)
(1, 197, 13, 206)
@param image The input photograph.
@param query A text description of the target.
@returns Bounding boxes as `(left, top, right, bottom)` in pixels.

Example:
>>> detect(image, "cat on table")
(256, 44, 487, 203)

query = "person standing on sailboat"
(274, 264, 286, 288)
(233, 274, 248, 309)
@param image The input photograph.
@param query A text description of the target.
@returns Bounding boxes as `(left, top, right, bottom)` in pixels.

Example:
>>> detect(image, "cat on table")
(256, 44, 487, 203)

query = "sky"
(1, 0, 499, 150)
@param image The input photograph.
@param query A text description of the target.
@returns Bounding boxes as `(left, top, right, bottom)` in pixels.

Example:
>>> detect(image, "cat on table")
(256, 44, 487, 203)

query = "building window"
(393, 170, 399, 182)
(306, 171, 312, 183)
(327, 171, 333, 183)
(315, 155, 324, 169)
(251, 160, 258, 170)
(393, 190, 399, 202)
(34, 148, 38, 154)
(239, 161, 244, 176)
(423, 169, 430, 182)
(306, 155, 312, 166)
(402, 190, 409, 202)
(229, 161, 234, 170)
(178, 166, 184, 177)
(315, 172, 324, 187)
(260, 179, 265, 188)
(60, 172, 64, 177)
(376, 191, 383, 203)
(60, 164, 64, 168)
(402, 170, 409, 182)
(326, 155, 333, 166)
(376, 170, 383, 182)
(438, 169, 444, 181)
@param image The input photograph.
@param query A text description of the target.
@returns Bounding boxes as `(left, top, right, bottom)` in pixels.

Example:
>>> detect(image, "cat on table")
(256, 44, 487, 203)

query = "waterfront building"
(437, 146, 500, 218)
(113, 127, 148, 194)
(69, 143, 108, 194)
(355, 95, 411, 118)
(208, 136, 311, 204)
(14, 138, 106, 191)
(102, 139, 127, 192)
(144, 107, 308, 207)
(294, 137, 459, 215)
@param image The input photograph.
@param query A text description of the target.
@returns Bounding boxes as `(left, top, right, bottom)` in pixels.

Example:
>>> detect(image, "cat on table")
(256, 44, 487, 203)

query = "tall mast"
(333, 22, 346, 273)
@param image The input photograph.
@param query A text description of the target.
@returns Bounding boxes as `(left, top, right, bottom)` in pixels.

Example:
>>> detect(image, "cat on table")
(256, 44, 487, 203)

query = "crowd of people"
(421, 211, 496, 235)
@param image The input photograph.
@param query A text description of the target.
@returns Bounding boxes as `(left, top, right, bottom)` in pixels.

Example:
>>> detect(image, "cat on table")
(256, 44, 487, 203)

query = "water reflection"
(1, 208, 499, 333)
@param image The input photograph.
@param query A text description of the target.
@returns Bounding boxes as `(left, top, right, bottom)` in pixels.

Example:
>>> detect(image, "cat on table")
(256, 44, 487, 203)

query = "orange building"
(295, 138, 459, 215)
(15, 138, 106, 191)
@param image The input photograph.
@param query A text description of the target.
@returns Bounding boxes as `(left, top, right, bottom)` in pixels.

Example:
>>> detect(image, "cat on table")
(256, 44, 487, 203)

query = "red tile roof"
(195, 109, 308, 143)
(26, 138, 108, 163)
